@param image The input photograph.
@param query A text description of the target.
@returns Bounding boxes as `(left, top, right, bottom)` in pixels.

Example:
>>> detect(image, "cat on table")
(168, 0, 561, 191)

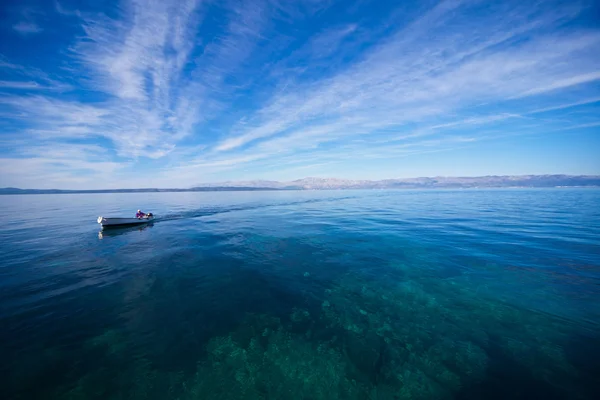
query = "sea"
(0, 189, 599, 400)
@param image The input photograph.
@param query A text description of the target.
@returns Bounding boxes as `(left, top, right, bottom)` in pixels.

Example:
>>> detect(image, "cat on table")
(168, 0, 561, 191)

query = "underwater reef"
(7, 255, 593, 400)
(177, 265, 583, 400)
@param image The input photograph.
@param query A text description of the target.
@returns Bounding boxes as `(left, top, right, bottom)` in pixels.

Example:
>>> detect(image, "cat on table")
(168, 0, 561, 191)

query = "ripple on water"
(0, 189, 599, 400)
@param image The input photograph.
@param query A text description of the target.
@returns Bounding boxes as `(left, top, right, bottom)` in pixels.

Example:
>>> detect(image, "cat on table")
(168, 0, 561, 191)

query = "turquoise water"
(0, 189, 599, 399)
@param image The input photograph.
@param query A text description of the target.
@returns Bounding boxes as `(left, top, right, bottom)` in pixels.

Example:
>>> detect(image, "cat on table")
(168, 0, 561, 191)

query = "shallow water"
(0, 189, 599, 399)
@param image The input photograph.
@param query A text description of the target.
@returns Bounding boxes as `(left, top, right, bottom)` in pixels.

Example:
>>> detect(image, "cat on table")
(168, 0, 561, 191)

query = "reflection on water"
(98, 223, 154, 239)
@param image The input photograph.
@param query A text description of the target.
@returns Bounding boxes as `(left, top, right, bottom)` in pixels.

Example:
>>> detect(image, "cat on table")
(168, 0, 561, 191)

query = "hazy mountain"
(192, 175, 600, 190)
(2, 175, 599, 194)
(193, 180, 287, 189)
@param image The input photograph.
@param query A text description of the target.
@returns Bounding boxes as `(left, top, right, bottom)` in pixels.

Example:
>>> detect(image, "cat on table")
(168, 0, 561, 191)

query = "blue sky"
(0, 0, 599, 189)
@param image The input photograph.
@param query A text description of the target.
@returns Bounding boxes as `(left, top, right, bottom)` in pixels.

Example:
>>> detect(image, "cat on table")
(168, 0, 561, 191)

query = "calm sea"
(0, 189, 599, 400)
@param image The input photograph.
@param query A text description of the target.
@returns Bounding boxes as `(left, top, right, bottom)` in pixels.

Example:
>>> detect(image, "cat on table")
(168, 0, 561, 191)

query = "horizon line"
(2, 174, 600, 192)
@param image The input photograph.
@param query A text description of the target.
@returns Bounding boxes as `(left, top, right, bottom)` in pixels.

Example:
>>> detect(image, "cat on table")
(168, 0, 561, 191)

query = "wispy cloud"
(214, 2, 600, 156)
(12, 7, 44, 35)
(514, 71, 600, 98)
(527, 97, 600, 114)
(3, 0, 212, 162)
(556, 121, 600, 131)
(13, 21, 43, 34)
(0, 81, 50, 90)
(0, 143, 124, 189)
(54, 1, 80, 17)
(0, 57, 73, 91)
(1, 0, 599, 188)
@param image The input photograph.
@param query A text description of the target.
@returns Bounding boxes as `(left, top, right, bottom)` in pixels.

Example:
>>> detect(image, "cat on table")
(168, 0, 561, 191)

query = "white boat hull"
(98, 215, 154, 227)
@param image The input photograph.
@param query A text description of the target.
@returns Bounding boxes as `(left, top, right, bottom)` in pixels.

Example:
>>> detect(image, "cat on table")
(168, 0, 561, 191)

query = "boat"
(97, 213, 154, 227)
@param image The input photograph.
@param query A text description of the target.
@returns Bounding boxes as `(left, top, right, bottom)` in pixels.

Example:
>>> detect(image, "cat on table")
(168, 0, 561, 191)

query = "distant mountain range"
(196, 175, 600, 190)
(1, 175, 599, 194)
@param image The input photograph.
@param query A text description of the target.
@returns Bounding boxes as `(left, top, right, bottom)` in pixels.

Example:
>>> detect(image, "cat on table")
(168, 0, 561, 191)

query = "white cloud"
(214, 1, 600, 155)
(54, 1, 80, 17)
(0, 95, 108, 132)
(1, 0, 285, 187)
(13, 21, 42, 35)
(5, 0, 211, 159)
(527, 97, 600, 114)
(12, 7, 44, 35)
(514, 71, 600, 98)
(556, 121, 600, 131)
(0, 80, 69, 91)
(0, 58, 73, 91)
(0, 143, 125, 189)
(0, 81, 47, 90)
(1, 0, 599, 188)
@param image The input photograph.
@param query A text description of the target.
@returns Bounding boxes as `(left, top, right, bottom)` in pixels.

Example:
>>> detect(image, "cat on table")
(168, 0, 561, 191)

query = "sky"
(0, 0, 599, 189)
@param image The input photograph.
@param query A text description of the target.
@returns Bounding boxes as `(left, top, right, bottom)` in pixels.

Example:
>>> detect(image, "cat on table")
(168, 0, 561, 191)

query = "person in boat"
(136, 209, 146, 218)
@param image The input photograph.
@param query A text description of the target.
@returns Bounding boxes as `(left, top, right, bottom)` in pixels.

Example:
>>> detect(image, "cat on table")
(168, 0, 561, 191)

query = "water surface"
(1, 189, 599, 399)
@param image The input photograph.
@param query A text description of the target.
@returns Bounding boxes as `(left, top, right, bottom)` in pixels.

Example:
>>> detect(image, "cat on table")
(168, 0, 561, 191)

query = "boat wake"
(155, 196, 359, 223)
(97, 196, 358, 239)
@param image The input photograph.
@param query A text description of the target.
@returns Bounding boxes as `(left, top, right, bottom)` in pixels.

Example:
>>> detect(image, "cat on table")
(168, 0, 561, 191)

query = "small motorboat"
(97, 213, 154, 227)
